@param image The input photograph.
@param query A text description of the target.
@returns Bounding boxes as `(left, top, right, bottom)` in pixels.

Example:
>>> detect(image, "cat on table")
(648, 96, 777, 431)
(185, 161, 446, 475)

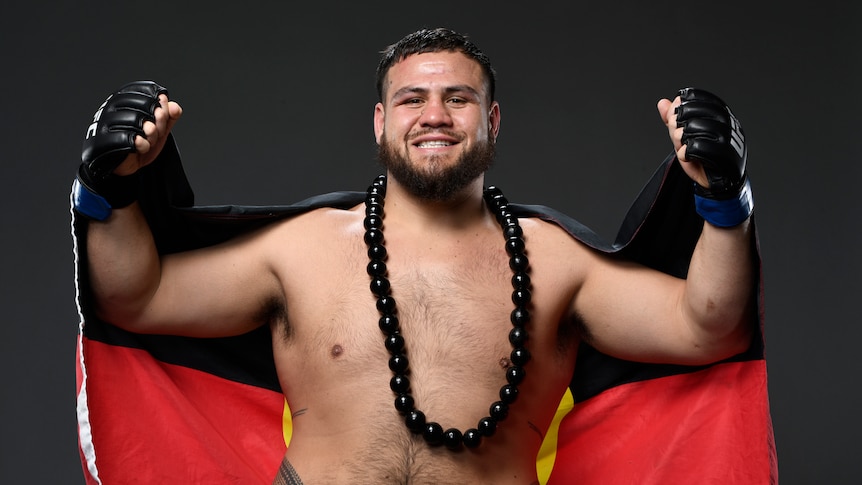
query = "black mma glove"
(72, 81, 168, 220)
(675, 87, 753, 227)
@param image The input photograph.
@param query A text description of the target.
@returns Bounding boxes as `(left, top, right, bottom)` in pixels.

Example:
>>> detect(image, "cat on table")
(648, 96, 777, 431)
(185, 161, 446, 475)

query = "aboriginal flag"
(72, 136, 776, 484)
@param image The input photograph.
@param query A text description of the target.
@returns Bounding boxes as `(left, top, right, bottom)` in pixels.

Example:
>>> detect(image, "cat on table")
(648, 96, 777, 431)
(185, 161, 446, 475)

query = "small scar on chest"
(331, 344, 344, 358)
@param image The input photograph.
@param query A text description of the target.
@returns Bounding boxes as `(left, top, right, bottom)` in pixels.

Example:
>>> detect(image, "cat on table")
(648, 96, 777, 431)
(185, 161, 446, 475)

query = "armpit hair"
(259, 297, 290, 341)
(563, 311, 592, 351)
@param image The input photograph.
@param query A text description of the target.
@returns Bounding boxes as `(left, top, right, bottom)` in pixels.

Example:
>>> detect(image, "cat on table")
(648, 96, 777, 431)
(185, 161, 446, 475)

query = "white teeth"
(417, 141, 452, 148)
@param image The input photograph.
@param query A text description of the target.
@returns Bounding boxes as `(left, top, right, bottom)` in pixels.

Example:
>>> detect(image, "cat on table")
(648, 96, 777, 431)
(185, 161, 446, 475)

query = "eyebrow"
(390, 84, 482, 101)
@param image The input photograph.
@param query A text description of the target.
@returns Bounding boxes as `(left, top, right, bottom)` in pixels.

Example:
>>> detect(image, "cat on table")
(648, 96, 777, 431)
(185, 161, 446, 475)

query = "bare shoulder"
(518, 216, 600, 264)
(516, 216, 604, 302)
(265, 204, 365, 245)
(260, 204, 367, 282)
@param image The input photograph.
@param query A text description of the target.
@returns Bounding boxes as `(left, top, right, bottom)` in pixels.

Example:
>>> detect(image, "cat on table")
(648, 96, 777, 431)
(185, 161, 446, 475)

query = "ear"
(373, 102, 385, 144)
(488, 101, 501, 141)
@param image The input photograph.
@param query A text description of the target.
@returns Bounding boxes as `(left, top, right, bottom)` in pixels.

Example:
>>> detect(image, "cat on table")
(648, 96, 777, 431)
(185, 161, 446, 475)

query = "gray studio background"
(1, 1, 858, 483)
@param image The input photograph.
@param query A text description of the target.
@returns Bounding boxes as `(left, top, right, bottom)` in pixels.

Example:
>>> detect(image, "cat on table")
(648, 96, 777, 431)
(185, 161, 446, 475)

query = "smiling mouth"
(415, 140, 455, 148)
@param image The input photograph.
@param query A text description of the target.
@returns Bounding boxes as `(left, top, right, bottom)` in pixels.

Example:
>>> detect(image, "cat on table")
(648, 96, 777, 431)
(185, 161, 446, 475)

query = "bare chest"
(269, 213, 576, 483)
(278, 241, 519, 391)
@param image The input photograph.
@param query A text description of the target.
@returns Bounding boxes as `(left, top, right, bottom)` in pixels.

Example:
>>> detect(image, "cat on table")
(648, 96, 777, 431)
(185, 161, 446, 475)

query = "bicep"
(128, 227, 284, 337)
(573, 252, 710, 365)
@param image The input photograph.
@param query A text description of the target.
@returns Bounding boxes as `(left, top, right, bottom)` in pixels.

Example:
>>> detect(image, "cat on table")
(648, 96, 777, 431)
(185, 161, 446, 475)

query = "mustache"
(406, 128, 464, 142)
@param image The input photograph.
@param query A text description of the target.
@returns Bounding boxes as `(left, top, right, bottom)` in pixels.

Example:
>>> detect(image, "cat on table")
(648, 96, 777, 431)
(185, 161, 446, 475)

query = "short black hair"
(376, 27, 496, 103)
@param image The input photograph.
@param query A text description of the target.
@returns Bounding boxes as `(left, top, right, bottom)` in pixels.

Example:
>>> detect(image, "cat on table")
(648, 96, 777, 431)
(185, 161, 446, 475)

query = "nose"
(418, 99, 452, 127)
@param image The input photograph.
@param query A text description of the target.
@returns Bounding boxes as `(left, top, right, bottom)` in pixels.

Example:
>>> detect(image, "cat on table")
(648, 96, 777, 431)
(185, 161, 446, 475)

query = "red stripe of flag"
(78, 338, 286, 484)
(548, 360, 776, 484)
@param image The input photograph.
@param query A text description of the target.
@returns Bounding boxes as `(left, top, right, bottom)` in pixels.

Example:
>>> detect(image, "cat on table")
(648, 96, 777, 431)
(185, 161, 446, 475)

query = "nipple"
(331, 344, 344, 358)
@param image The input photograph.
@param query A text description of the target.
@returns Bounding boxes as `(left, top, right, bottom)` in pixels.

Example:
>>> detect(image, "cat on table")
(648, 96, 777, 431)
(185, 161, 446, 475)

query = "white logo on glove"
(728, 109, 745, 159)
(85, 95, 112, 140)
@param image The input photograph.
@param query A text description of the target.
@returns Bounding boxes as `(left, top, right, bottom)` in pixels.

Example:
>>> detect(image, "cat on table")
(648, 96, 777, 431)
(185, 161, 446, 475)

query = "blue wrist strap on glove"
(72, 178, 112, 221)
(72, 162, 140, 221)
(694, 177, 754, 228)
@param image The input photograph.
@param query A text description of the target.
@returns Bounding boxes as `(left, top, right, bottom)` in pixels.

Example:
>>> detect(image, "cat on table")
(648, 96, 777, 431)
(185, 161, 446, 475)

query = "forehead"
(383, 51, 486, 99)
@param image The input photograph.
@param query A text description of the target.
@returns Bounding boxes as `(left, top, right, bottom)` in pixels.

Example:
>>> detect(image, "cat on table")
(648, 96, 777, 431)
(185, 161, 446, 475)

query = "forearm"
(682, 219, 755, 350)
(86, 203, 162, 325)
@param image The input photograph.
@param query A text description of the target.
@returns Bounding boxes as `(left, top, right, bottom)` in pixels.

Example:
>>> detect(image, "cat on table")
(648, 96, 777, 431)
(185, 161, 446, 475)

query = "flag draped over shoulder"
(73, 136, 776, 484)
(522, 161, 777, 485)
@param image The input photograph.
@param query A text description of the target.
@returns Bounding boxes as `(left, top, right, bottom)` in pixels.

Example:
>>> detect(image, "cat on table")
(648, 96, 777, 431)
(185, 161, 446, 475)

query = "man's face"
(374, 51, 501, 201)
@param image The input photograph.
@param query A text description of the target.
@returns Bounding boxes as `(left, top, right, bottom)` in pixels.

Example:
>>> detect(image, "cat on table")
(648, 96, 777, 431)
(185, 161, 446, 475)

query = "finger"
(670, 96, 683, 125)
(656, 98, 673, 125)
(671, 125, 685, 151)
(152, 96, 182, 137)
(142, 119, 157, 139)
(134, 134, 152, 154)
(676, 143, 687, 163)
(152, 94, 170, 134)
(659, 97, 686, 153)
(165, 100, 183, 130)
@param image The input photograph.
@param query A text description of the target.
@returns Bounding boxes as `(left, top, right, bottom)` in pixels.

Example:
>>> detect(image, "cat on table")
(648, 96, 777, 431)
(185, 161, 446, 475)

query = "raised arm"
(661, 88, 755, 358)
(74, 82, 281, 337)
(574, 88, 755, 365)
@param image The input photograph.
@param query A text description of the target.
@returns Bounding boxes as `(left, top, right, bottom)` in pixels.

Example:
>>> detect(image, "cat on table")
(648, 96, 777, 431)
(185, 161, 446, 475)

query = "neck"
(382, 173, 491, 232)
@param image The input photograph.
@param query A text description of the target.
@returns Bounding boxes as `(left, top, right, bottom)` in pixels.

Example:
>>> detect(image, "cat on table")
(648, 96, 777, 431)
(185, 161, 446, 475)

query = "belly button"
(331, 344, 344, 358)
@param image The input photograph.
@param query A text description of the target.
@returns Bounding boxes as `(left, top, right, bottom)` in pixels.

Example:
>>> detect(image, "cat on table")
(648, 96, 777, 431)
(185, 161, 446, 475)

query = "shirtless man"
(74, 28, 755, 484)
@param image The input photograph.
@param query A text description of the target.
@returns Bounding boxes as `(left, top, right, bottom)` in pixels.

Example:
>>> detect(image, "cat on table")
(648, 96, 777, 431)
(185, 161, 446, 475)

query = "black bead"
(489, 401, 509, 421)
(505, 237, 525, 256)
(385, 333, 405, 353)
(506, 366, 526, 385)
(365, 203, 383, 217)
(394, 394, 414, 414)
(389, 354, 409, 373)
(368, 185, 384, 197)
(477, 417, 497, 437)
(462, 428, 482, 448)
(510, 307, 530, 326)
(364, 214, 383, 230)
(378, 315, 399, 334)
(495, 207, 510, 224)
(511, 348, 531, 366)
(511, 272, 530, 289)
(509, 254, 529, 272)
(443, 429, 464, 450)
(509, 326, 528, 347)
(370, 276, 390, 297)
(423, 422, 444, 446)
(366, 194, 383, 206)
(500, 384, 519, 404)
(501, 216, 518, 228)
(512, 288, 531, 306)
(364, 228, 383, 245)
(376, 296, 396, 313)
(368, 244, 387, 260)
(390, 375, 411, 393)
(484, 186, 502, 199)
(367, 260, 387, 277)
(405, 410, 426, 433)
(503, 225, 523, 239)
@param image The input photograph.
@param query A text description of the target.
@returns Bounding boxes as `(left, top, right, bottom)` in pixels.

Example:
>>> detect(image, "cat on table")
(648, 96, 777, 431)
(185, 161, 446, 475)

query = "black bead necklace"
(363, 175, 532, 451)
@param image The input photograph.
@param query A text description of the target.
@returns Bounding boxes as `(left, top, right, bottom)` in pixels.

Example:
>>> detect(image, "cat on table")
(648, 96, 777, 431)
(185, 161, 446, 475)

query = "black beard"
(377, 133, 496, 201)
